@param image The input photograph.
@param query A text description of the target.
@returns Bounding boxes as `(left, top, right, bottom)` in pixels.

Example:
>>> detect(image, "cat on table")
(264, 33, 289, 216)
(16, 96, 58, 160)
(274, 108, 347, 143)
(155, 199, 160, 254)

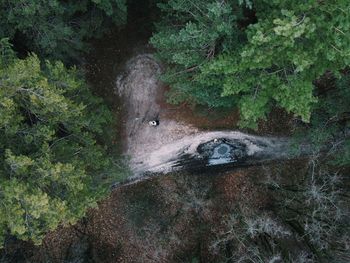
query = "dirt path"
(115, 54, 293, 179)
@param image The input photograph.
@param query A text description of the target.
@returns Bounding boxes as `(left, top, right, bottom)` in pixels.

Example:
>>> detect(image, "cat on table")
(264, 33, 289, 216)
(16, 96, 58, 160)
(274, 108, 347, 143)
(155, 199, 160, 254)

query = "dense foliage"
(152, 2, 350, 259)
(292, 73, 350, 166)
(0, 40, 125, 246)
(0, 0, 127, 61)
(151, 0, 350, 128)
(151, 0, 245, 108)
(213, 75, 350, 262)
(0, 0, 349, 259)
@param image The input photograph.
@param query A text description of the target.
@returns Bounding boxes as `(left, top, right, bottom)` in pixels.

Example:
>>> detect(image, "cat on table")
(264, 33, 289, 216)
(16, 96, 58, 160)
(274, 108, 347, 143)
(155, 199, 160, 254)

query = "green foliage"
(0, 41, 126, 246)
(282, 74, 350, 261)
(295, 73, 350, 166)
(0, 0, 127, 61)
(152, 0, 350, 128)
(150, 0, 246, 108)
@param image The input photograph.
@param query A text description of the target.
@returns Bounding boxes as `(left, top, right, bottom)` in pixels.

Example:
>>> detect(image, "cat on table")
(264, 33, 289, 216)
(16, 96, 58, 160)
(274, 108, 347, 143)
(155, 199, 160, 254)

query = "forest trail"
(115, 54, 295, 181)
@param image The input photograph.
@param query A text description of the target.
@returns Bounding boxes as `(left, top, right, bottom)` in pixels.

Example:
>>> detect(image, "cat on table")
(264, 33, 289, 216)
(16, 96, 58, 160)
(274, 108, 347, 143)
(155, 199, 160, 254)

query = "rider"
(149, 120, 159, 126)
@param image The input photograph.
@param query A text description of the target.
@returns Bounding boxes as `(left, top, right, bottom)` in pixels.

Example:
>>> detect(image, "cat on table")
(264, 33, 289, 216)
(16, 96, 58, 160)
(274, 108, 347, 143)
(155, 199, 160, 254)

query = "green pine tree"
(151, 0, 350, 128)
(0, 40, 127, 246)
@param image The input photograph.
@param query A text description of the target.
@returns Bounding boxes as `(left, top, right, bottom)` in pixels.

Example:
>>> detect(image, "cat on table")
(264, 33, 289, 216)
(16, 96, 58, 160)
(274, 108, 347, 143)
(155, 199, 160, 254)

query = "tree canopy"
(0, 40, 126, 246)
(151, 0, 350, 128)
(0, 0, 349, 257)
(0, 0, 127, 61)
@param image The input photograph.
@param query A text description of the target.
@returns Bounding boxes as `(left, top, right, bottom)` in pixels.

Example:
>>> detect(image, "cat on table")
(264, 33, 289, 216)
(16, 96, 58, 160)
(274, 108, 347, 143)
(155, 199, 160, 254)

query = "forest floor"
(4, 157, 307, 263)
(0, 46, 300, 263)
(0, 2, 298, 261)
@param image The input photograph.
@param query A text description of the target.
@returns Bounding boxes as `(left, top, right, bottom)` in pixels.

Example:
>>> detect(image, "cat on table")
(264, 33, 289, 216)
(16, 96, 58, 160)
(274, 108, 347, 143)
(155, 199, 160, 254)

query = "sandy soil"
(115, 54, 292, 177)
(115, 54, 198, 160)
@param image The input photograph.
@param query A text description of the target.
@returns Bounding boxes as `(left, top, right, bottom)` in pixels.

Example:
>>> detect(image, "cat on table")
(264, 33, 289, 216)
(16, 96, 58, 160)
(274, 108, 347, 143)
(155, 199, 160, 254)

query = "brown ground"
(158, 86, 295, 137)
(3, 164, 279, 263)
(0, 54, 298, 263)
(157, 86, 241, 131)
(0, 3, 299, 259)
(8, 158, 311, 263)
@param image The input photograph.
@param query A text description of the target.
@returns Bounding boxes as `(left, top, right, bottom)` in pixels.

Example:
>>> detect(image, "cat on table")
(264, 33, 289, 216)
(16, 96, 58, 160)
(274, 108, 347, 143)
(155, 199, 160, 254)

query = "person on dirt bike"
(148, 120, 159, 126)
